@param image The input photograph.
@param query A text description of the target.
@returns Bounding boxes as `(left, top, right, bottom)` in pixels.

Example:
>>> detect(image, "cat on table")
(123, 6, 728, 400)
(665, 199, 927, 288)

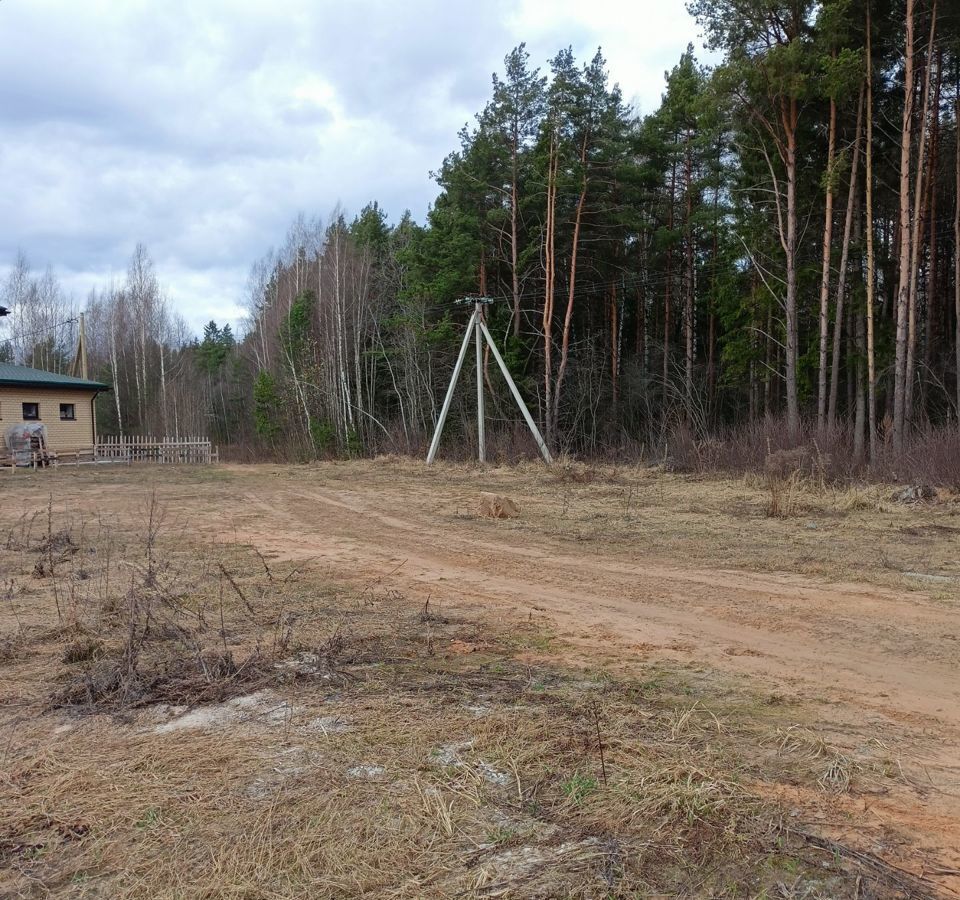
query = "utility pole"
(427, 297, 552, 464)
(475, 299, 485, 462)
(79, 313, 88, 379)
(69, 313, 89, 379)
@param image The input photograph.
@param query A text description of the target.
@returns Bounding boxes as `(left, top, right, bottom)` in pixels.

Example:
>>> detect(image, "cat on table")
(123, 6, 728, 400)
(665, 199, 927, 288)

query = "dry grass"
(0, 486, 914, 898)
(493, 460, 960, 587)
(1, 463, 954, 897)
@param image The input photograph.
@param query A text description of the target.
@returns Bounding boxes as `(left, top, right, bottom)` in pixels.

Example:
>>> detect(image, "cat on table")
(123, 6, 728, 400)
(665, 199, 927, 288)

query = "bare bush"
(30, 498, 308, 712)
(644, 416, 960, 488)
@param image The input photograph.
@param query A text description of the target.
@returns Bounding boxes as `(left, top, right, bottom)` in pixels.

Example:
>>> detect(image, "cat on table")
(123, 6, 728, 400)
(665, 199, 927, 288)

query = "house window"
(22, 402, 40, 420)
(60, 403, 76, 421)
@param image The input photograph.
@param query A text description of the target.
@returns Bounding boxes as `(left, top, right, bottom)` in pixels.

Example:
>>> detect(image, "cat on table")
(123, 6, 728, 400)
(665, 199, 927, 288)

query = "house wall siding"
(0, 387, 97, 452)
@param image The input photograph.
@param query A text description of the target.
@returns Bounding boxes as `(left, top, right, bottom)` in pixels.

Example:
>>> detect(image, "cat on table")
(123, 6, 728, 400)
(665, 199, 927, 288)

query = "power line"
(0, 316, 79, 343)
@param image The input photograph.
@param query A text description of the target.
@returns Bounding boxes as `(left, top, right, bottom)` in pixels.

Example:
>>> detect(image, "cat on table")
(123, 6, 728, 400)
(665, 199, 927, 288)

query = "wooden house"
(0, 362, 109, 457)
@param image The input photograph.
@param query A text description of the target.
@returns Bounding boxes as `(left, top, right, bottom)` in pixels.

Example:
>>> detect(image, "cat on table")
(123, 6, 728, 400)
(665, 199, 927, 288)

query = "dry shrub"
(650, 416, 960, 489)
(22, 495, 322, 713)
(660, 422, 723, 474)
(34, 529, 78, 557)
(548, 455, 604, 484)
(653, 417, 849, 482)
(871, 426, 960, 488)
(767, 474, 800, 519)
(763, 446, 830, 484)
(54, 645, 274, 710)
(484, 423, 547, 464)
(758, 448, 808, 518)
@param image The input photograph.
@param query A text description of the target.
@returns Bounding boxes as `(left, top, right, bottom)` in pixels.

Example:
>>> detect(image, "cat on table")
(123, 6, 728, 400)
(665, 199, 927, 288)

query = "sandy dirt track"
(202, 470, 960, 730)
(5, 459, 960, 892)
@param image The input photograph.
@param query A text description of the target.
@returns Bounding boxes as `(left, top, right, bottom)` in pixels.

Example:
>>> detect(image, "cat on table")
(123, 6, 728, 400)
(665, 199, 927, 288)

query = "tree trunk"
(924, 50, 942, 376)
(892, 0, 915, 453)
(905, 0, 937, 430)
(552, 135, 589, 438)
(663, 156, 676, 414)
(109, 308, 123, 433)
(865, 2, 878, 462)
(542, 137, 558, 447)
(846, 301, 855, 417)
(159, 342, 168, 433)
(818, 93, 838, 431)
(782, 97, 801, 442)
(684, 128, 695, 426)
(764, 301, 773, 416)
(854, 208, 867, 461)
(708, 155, 720, 412)
(636, 252, 646, 374)
(510, 129, 521, 339)
(955, 84, 960, 421)
(610, 282, 619, 411)
(828, 87, 864, 429)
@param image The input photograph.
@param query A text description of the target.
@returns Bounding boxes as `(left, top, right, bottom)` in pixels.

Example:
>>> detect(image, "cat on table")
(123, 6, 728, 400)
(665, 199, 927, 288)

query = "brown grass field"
(1, 459, 959, 898)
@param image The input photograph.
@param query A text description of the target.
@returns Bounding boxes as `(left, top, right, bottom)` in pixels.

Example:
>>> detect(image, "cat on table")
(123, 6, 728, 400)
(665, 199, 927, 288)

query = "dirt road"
(231, 481, 960, 728)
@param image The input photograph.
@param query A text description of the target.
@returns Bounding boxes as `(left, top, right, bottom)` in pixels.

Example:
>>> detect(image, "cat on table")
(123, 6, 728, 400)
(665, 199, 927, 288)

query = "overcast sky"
(0, 0, 709, 335)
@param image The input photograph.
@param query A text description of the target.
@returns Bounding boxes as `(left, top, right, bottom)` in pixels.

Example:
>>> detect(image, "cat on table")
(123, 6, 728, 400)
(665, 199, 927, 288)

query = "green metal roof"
(0, 362, 109, 391)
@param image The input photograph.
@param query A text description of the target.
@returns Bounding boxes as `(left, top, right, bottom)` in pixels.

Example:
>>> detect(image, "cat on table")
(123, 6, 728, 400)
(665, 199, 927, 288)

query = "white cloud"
(1, 0, 707, 335)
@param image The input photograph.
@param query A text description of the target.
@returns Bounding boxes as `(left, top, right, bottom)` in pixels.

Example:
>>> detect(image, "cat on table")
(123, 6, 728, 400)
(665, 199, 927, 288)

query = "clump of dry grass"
(629, 764, 742, 828)
(667, 700, 725, 741)
(766, 470, 805, 518)
(767, 726, 862, 796)
(61, 635, 104, 665)
(0, 636, 21, 665)
(818, 753, 856, 794)
(547, 456, 606, 485)
(832, 487, 882, 512)
(770, 724, 831, 759)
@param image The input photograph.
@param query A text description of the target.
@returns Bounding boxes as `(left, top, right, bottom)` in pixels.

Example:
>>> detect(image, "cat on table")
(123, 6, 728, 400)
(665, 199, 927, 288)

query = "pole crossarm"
(454, 296, 496, 307)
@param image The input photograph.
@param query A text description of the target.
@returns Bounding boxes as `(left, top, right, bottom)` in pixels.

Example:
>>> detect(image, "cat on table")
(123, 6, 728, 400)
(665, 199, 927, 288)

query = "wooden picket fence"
(95, 435, 217, 465)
